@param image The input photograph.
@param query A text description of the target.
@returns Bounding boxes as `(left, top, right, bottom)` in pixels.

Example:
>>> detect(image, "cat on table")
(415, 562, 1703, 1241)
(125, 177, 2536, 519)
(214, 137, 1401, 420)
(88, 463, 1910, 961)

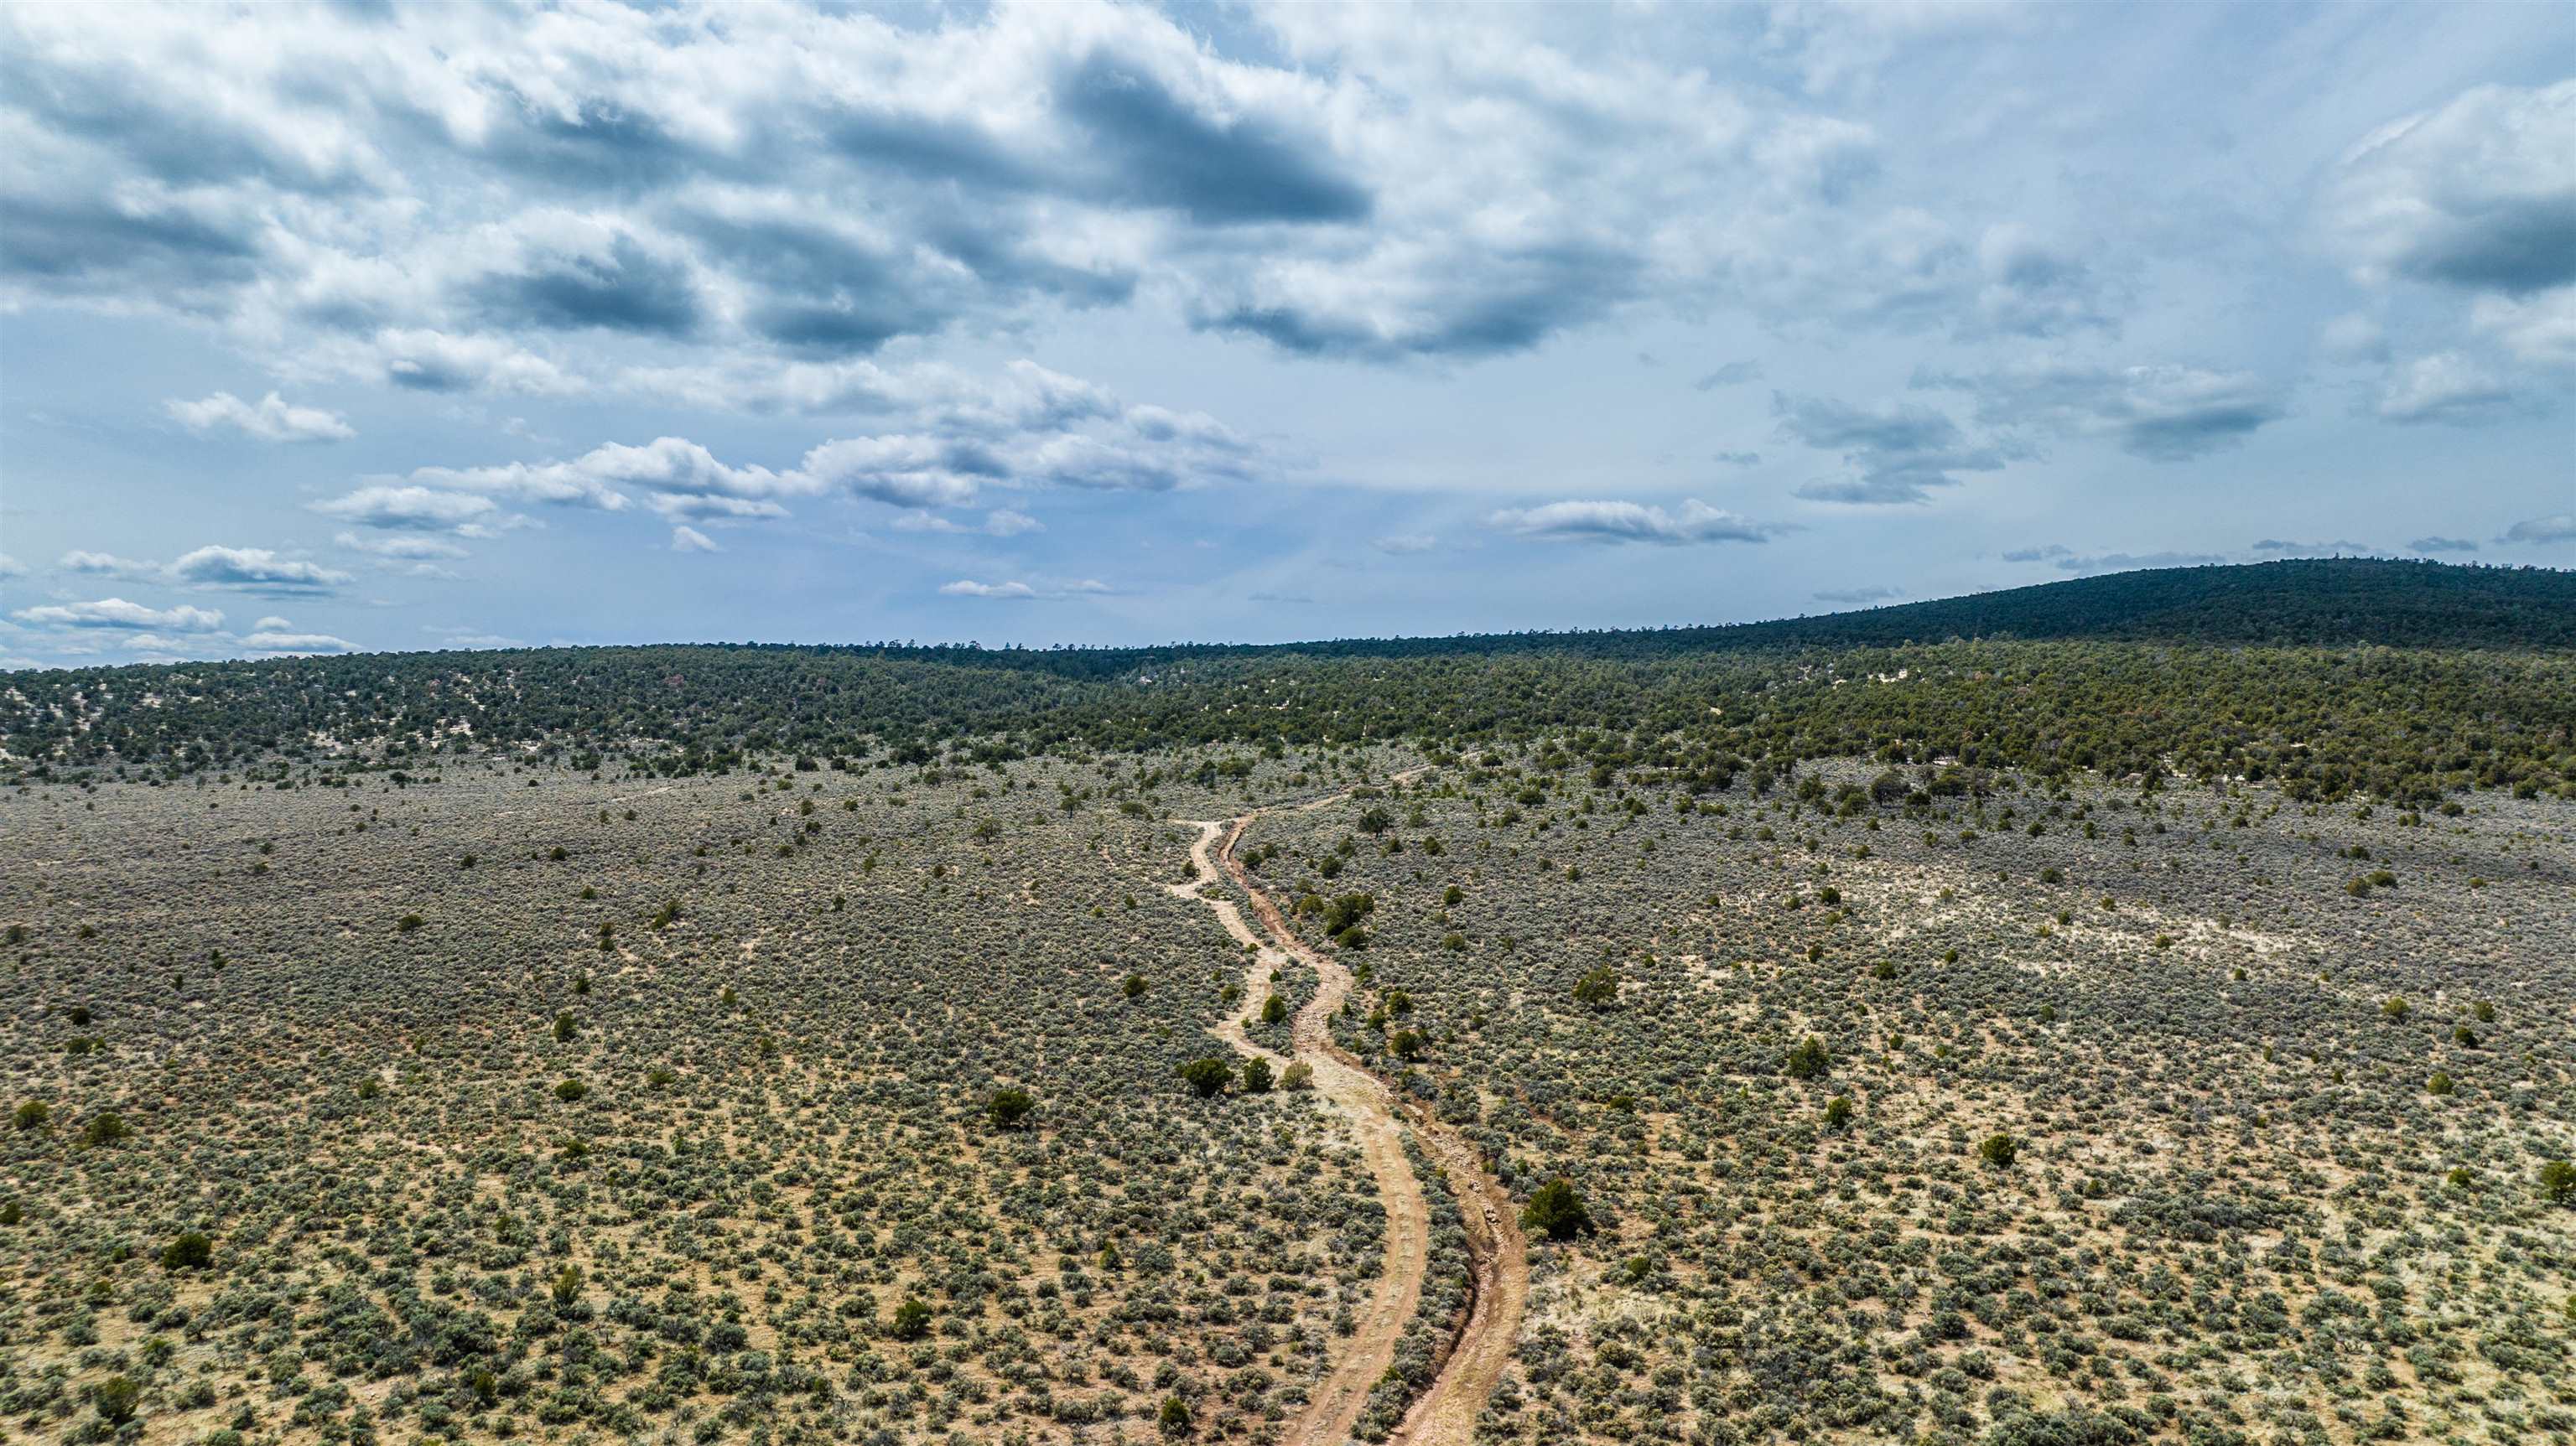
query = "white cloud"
(2373, 353, 2516, 425)
(2326, 80, 2576, 297)
(2500, 514, 2574, 546)
(165, 391, 354, 442)
(1487, 500, 1778, 545)
(335, 531, 469, 561)
(311, 485, 504, 533)
(669, 525, 720, 552)
(936, 577, 1110, 600)
(12, 597, 226, 631)
(1371, 533, 1436, 554)
(939, 579, 1037, 599)
(60, 550, 160, 578)
(1921, 362, 2286, 462)
(0, 552, 23, 579)
(165, 545, 351, 590)
(242, 630, 359, 653)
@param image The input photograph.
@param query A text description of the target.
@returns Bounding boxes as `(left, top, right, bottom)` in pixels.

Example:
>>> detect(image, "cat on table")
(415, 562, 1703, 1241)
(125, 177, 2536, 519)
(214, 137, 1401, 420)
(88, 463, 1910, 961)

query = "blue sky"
(2, 0, 2569, 666)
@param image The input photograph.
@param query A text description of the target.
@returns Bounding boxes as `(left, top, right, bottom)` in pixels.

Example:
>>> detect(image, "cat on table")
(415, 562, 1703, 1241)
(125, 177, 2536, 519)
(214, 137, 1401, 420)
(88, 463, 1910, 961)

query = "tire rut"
(1168, 776, 1526, 1446)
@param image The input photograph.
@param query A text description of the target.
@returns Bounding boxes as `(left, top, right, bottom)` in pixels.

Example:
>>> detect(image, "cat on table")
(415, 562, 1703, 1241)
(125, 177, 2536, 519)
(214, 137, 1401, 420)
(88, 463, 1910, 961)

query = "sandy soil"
(1170, 768, 1530, 1446)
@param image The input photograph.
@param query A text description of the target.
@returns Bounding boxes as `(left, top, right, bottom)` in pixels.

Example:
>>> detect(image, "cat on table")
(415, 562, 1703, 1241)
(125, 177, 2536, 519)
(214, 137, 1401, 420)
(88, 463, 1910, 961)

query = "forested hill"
(1664, 557, 2576, 654)
(3, 559, 2571, 803)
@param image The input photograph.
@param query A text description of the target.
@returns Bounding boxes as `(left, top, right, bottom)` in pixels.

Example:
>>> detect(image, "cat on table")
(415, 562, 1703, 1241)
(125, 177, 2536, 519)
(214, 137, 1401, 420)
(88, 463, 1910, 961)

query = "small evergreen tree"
(988, 1086, 1036, 1129)
(1785, 1036, 1831, 1080)
(1179, 1057, 1233, 1098)
(1521, 1177, 1597, 1241)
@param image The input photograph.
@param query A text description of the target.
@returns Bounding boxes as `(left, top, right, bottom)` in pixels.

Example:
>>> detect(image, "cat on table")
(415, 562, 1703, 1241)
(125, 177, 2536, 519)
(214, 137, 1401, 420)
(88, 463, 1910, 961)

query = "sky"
(1, 0, 2570, 667)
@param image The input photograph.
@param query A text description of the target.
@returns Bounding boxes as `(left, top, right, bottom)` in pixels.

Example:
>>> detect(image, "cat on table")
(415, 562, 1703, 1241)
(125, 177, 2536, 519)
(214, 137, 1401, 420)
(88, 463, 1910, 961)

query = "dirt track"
(1169, 776, 1527, 1446)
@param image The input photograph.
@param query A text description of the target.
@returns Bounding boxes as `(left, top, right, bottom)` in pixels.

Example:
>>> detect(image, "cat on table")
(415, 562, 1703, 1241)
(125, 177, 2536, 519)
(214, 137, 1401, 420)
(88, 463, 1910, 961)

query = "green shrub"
(1784, 1036, 1831, 1080)
(1978, 1132, 2018, 1169)
(890, 1298, 933, 1340)
(2542, 1159, 2576, 1207)
(1239, 1058, 1274, 1094)
(987, 1086, 1036, 1129)
(161, 1231, 214, 1270)
(1571, 964, 1618, 1008)
(89, 1376, 141, 1427)
(81, 1112, 130, 1147)
(1179, 1057, 1233, 1098)
(1521, 1177, 1597, 1241)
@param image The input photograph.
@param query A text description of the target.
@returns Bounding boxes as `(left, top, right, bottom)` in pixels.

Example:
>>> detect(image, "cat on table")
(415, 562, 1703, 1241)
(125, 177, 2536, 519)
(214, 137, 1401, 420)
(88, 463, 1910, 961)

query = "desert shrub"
(1179, 1057, 1233, 1098)
(81, 1112, 129, 1147)
(1979, 1132, 2019, 1169)
(1239, 1058, 1274, 1094)
(2542, 1160, 2576, 1207)
(89, 1376, 140, 1427)
(987, 1086, 1036, 1129)
(1522, 1177, 1597, 1241)
(1571, 964, 1618, 1008)
(160, 1231, 214, 1270)
(1784, 1036, 1831, 1080)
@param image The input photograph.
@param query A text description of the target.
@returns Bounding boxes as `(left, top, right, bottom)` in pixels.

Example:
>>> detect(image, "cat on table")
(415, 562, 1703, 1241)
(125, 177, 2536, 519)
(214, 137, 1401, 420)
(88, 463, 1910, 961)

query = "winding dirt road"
(1167, 777, 1527, 1446)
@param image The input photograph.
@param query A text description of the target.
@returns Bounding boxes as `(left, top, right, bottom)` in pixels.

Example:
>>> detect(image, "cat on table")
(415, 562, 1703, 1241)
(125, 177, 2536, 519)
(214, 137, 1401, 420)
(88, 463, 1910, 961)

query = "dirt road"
(1169, 774, 1527, 1446)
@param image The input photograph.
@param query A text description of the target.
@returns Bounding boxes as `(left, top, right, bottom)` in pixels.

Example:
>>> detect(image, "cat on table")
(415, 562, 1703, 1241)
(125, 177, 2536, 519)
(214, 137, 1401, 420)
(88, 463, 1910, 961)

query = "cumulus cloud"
(0, 552, 23, 579)
(669, 526, 720, 553)
(407, 436, 803, 516)
(55, 545, 347, 592)
(937, 577, 1111, 600)
(1918, 362, 2286, 461)
(2408, 536, 2479, 553)
(166, 546, 350, 591)
(1487, 499, 1779, 545)
(335, 532, 469, 562)
(371, 330, 580, 396)
(1774, 392, 2017, 503)
(12, 597, 226, 631)
(2327, 80, 2576, 297)
(60, 550, 160, 578)
(2372, 353, 2517, 424)
(310, 485, 505, 534)
(242, 628, 358, 654)
(165, 391, 355, 442)
(0, 0, 2049, 390)
(939, 579, 1037, 599)
(308, 358, 1279, 549)
(2500, 514, 2575, 546)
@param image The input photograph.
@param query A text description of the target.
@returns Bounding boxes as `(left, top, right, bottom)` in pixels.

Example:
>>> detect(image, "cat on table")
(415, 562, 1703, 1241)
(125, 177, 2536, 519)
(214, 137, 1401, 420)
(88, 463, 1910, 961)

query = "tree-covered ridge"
(3, 561, 2571, 805)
